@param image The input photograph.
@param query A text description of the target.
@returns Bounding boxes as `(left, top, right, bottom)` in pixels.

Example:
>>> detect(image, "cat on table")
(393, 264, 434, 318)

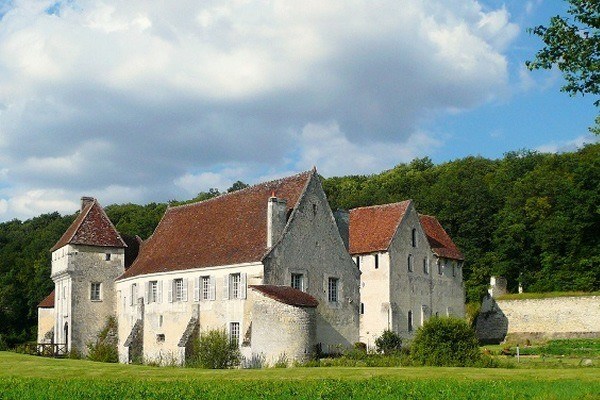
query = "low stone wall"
(475, 295, 600, 344)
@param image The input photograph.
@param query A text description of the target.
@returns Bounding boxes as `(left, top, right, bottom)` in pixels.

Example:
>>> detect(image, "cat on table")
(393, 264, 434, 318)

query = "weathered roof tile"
(349, 201, 410, 255)
(419, 214, 464, 261)
(251, 285, 318, 307)
(118, 171, 312, 280)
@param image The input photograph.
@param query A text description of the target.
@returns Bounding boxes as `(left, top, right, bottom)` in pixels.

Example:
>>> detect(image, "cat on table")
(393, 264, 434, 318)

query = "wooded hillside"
(0, 144, 598, 346)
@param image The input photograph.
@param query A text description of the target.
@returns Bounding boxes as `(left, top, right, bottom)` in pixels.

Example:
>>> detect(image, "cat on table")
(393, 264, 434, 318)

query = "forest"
(0, 143, 598, 346)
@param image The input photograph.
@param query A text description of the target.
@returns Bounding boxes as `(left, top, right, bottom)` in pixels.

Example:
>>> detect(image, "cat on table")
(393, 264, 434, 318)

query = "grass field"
(1, 352, 599, 399)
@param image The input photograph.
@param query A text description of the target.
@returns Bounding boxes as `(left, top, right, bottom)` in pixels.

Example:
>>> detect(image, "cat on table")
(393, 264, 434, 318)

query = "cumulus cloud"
(0, 0, 519, 220)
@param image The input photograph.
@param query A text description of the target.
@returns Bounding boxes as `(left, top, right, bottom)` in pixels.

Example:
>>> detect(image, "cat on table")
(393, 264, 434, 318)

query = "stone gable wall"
(263, 174, 360, 351)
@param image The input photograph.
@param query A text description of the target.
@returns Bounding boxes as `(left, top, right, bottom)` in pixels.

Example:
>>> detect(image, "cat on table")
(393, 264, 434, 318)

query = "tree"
(227, 181, 249, 193)
(526, 0, 600, 134)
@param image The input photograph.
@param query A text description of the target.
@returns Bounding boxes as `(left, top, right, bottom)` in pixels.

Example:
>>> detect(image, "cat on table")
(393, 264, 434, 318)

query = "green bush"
(87, 316, 118, 363)
(375, 330, 403, 354)
(188, 329, 240, 369)
(411, 317, 481, 367)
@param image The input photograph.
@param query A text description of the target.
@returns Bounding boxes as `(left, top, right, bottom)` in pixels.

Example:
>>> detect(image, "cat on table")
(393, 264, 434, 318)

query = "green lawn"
(2, 352, 600, 399)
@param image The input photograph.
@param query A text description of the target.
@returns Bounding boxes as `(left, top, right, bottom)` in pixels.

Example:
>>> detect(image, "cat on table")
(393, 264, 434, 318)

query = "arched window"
(407, 254, 413, 272)
(411, 228, 417, 247)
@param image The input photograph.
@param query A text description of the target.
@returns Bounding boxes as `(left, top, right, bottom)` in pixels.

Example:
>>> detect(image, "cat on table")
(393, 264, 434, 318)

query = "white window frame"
(90, 282, 101, 301)
(229, 322, 240, 346)
(147, 280, 161, 303)
(130, 283, 137, 306)
(291, 273, 304, 291)
(224, 273, 246, 300)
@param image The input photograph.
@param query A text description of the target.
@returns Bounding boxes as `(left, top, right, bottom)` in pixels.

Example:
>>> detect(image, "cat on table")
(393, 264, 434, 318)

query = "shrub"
(375, 330, 403, 354)
(188, 329, 240, 369)
(241, 353, 266, 369)
(87, 316, 118, 363)
(273, 353, 289, 368)
(411, 317, 481, 367)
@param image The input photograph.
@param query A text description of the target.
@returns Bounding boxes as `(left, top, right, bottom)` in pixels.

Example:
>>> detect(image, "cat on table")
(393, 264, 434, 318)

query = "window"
(328, 277, 339, 303)
(438, 260, 442, 275)
(90, 282, 101, 301)
(423, 258, 429, 275)
(360, 303, 365, 315)
(452, 262, 456, 277)
(291, 273, 304, 291)
(159, 315, 163, 327)
(408, 254, 413, 272)
(149, 281, 158, 303)
(230, 273, 241, 299)
(229, 322, 240, 346)
(105, 253, 111, 261)
(408, 311, 413, 332)
(202, 276, 211, 300)
(130, 283, 137, 306)
(156, 334, 165, 343)
(224, 273, 246, 300)
(374, 254, 379, 269)
(411, 228, 417, 247)
(355, 256, 360, 269)
(174, 278, 184, 301)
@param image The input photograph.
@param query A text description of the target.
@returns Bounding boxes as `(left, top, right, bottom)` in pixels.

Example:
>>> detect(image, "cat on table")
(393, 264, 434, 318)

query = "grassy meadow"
(1, 352, 599, 399)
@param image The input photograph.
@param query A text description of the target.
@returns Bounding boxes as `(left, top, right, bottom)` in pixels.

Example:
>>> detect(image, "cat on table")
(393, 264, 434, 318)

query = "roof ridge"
(168, 170, 313, 211)
(350, 200, 411, 211)
(65, 200, 95, 245)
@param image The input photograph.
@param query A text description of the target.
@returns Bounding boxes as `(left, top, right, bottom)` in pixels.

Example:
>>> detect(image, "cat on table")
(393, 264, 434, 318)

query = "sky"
(0, 0, 597, 221)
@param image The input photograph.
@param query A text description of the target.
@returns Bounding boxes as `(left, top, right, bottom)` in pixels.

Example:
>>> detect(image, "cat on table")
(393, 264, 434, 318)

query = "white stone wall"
(37, 307, 55, 344)
(476, 295, 600, 343)
(263, 175, 360, 352)
(116, 262, 264, 365)
(52, 244, 125, 354)
(358, 252, 391, 347)
(251, 291, 315, 365)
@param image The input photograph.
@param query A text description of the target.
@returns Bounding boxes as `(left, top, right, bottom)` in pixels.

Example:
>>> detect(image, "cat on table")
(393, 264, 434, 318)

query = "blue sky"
(0, 0, 597, 220)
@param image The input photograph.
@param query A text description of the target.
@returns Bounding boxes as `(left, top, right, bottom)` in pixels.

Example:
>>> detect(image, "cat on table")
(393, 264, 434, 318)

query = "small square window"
(105, 253, 111, 261)
(156, 334, 165, 343)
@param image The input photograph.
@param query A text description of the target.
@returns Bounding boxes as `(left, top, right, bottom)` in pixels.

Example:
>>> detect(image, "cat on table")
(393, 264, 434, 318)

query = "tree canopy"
(526, 0, 600, 133)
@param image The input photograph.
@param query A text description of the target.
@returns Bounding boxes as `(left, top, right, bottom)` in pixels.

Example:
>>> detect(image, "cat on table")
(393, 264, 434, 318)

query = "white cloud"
(536, 135, 599, 154)
(0, 0, 520, 220)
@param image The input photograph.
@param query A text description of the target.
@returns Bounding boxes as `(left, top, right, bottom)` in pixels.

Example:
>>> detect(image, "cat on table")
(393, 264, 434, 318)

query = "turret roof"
(50, 199, 126, 252)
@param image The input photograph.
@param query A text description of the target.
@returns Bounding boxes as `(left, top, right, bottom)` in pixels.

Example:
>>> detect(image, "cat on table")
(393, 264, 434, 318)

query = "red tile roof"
(51, 199, 126, 252)
(419, 215, 464, 261)
(38, 290, 55, 308)
(251, 285, 318, 307)
(118, 171, 313, 280)
(349, 201, 410, 255)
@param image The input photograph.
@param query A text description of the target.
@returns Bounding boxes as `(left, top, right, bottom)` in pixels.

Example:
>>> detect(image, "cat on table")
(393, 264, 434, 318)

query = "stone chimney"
(488, 276, 507, 298)
(81, 196, 95, 211)
(267, 194, 287, 248)
(333, 209, 349, 250)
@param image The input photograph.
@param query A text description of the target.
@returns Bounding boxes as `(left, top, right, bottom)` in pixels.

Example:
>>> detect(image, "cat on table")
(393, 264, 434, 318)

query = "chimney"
(267, 194, 287, 248)
(488, 276, 507, 298)
(81, 196, 95, 211)
(333, 209, 349, 250)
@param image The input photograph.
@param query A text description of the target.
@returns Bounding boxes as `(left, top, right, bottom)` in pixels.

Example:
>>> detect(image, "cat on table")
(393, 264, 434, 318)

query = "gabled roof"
(251, 285, 318, 308)
(419, 215, 464, 261)
(349, 201, 411, 255)
(38, 290, 55, 308)
(118, 171, 313, 280)
(50, 199, 126, 252)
